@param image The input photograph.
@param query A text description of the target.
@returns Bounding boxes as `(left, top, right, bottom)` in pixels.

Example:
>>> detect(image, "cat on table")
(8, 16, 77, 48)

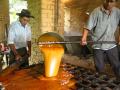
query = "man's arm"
(81, 28, 89, 45)
(9, 44, 21, 60)
(118, 20, 120, 44)
(119, 27, 120, 45)
(9, 44, 18, 55)
(27, 41, 31, 56)
(81, 8, 98, 45)
(8, 25, 21, 60)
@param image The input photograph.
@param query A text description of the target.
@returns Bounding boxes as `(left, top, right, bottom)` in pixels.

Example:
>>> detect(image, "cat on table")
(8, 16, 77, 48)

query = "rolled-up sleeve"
(85, 9, 98, 31)
(8, 25, 15, 44)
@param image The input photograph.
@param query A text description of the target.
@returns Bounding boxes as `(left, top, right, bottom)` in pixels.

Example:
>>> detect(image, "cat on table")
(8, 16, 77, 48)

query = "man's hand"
(27, 50, 31, 57)
(9, 44, 22, 60)
(81, 37, 87, 45)
(15, 54, 22, 61)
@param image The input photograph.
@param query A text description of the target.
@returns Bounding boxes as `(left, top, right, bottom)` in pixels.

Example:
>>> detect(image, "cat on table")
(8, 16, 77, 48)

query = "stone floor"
(62, 54, 114, 76)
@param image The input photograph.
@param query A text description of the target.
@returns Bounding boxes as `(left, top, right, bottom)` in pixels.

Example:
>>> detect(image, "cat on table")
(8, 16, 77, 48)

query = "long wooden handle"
(38, 41, 117, 45)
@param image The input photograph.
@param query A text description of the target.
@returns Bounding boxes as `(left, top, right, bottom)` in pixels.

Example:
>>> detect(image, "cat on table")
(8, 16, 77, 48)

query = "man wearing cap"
(81, 0, 120, 80)
(8, 9, 34, 68)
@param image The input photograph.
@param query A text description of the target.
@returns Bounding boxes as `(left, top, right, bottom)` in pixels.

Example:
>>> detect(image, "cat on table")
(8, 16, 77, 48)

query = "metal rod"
(38, 41, 117, 45)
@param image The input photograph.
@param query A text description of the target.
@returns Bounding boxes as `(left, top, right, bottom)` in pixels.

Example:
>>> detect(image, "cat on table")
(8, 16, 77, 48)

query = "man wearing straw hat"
(8, 9, 34, 68)
(81, 0, 120, 81)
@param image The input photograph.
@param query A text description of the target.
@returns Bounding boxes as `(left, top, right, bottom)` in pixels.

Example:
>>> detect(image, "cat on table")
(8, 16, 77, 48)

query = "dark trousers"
(93, 46, 120, 78)
(81, 45, 91, 57)
(9, 47, 29, 68)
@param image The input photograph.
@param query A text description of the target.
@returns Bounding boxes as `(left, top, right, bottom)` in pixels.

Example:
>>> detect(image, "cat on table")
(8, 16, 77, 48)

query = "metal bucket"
(38, 32, 65, 77)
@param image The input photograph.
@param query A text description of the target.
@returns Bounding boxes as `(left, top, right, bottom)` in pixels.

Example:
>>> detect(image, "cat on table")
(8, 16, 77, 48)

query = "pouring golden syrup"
(38, 34, 64, 77)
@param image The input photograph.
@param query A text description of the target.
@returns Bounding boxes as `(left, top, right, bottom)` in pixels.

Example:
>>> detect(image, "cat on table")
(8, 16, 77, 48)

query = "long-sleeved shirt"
(8, 20, 31, 49)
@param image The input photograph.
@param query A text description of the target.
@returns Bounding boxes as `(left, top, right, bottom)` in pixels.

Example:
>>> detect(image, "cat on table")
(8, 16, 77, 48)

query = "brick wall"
(0, 0, 9, 42)
(64, 8, 89, 36)
(27, 0, 64, 64)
